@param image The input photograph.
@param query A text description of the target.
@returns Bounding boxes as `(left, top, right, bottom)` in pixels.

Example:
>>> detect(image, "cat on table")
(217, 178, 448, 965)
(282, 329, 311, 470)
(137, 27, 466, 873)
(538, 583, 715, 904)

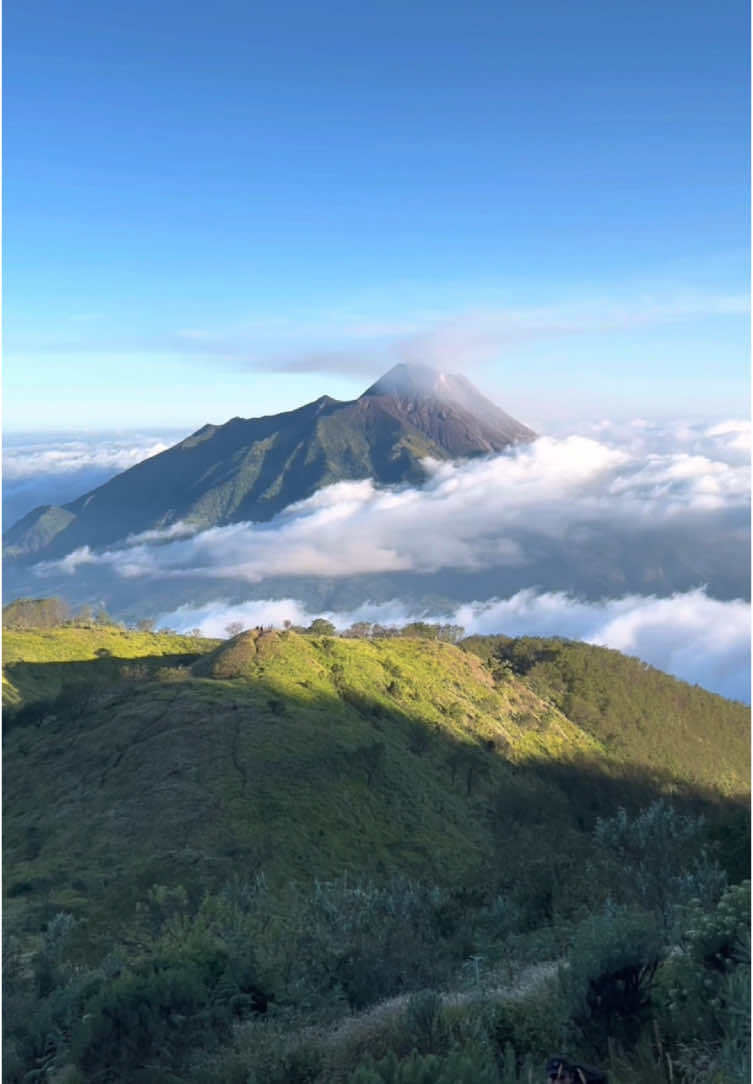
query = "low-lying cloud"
(158, 588, 750, 703)
(15, 417, 751, 701)
(3, 434, 176, 482)
(35, 420, 749, 586)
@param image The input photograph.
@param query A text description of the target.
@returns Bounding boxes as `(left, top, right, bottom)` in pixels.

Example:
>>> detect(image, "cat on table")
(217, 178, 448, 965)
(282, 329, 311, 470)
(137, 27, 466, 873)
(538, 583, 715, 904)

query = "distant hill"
(4, 623, 748, 939)
(3, 364, 535, 560)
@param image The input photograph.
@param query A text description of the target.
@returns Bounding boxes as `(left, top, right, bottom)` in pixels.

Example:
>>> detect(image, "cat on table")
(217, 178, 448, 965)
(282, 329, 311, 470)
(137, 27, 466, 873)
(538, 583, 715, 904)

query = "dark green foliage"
(72, 962, 211, 1076)
(3, 625, 750, 1083)
(592, 801, 726, 931)
(655, 882, 751, 1081)
(349, 739, 387, 786)
(279, 876, 463, 1010)
(3, 914, 102, 1084)
(681, 879, 750, 971)
(490, 991, 566, 1063)
(71, 936, 267, 1079)
(560, 905, 663, 1057)
(447, 744, 491, 795)
(4, 696, 57, 735)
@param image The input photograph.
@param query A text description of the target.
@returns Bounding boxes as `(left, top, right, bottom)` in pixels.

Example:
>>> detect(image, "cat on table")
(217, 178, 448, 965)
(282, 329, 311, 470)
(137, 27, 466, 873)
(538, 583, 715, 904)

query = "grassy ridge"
(2, 626, 220, 707)
(3, 630, 603, 932)
(3, 626, 749, 945)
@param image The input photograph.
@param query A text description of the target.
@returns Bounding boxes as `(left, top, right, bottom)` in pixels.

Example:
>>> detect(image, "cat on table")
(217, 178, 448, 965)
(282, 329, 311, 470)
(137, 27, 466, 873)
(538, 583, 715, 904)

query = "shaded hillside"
(3, 364, 535, 560)
(3, 626, 748, 943)
(462, 635, 750, 797)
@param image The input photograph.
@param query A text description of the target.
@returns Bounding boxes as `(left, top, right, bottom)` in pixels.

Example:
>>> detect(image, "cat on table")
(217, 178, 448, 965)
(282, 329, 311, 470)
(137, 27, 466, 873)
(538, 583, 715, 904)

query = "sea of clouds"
(37, 417, 749, 583)
(3, 432, 178, 528)
(13, 416, 751, 701)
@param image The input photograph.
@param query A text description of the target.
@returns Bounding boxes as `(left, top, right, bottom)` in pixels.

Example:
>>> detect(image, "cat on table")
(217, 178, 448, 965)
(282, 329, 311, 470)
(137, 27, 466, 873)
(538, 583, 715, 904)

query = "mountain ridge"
(3, 364, 535, 561)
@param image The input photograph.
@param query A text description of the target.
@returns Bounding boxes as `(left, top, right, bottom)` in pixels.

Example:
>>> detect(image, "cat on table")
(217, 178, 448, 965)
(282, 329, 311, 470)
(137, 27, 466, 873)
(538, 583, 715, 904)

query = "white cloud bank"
(3, 434, 179, 528)
(159, 587, 750, 703)
(36, 419, 749, 584)
(3, 435, 173, 481)
(21, 417, 751, 701)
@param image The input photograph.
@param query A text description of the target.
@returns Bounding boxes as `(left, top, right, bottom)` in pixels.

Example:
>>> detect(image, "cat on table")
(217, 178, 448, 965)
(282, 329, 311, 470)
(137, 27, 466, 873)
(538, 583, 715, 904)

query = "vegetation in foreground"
(3, 604, 750, 1082)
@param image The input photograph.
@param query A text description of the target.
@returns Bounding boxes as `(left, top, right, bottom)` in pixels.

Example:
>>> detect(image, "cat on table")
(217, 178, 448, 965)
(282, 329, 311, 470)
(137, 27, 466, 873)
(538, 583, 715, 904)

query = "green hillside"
(3, 629, 599, 926)
(4, 626, 748, 927)
(462, 634, 750, 797)
(3, 624, 749, 1084)
(2, 624, 219, 709)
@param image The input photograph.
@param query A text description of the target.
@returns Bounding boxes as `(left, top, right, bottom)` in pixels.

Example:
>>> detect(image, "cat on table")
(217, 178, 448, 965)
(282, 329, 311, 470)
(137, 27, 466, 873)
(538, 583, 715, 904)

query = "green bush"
(593, 801, 724, 934)
(490, 990, 565, 1062)
(657, 881, 750, 1069)
(70, 931, 267, 1080)
(72, 961, 216, 1077)
(682, 880, 750, 971)
(560, 904, 663, 1057)
(274, 876, 466, 1011)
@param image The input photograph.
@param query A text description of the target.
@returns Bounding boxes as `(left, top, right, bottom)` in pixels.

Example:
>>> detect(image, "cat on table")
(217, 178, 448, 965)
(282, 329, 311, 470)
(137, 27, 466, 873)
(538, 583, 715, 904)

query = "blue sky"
(4, 0, 749, 431)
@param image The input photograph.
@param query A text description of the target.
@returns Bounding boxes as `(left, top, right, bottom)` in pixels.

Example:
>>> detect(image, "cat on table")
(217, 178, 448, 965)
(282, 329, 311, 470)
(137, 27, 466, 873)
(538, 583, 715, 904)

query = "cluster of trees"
(461, 634, 749, 799)
(3, 597, 75, 628)
(341, 620, 465, 643)
(2, 596, 208, 638)
(3, 596, 116, 630)
(223, 617, 466, 642)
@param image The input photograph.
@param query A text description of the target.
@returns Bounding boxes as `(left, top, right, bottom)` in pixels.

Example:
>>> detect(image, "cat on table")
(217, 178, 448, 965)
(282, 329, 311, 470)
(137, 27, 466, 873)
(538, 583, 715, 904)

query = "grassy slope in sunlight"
(2, 626, 220, 707)
(3, 627, 748, 943)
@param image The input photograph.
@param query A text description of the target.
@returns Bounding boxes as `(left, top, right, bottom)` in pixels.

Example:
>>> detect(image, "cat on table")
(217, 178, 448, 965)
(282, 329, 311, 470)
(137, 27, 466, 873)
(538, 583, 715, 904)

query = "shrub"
(681, 879, 750, 971)
(72, 962, 213, 1077)
(156, 664, 192, 682)
(71, 933, 268, 1080)
(593, 801, 723, 934)
(280, 877, 461, 1010)
(560, 904, 663, 1057)
(657, 881, 750, 1063)
(490, 990, 566, 1063)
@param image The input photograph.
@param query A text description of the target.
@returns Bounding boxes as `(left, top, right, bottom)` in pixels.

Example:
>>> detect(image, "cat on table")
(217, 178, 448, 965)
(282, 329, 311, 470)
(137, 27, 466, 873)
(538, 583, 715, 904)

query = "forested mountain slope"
(3, 364, 535, 560)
